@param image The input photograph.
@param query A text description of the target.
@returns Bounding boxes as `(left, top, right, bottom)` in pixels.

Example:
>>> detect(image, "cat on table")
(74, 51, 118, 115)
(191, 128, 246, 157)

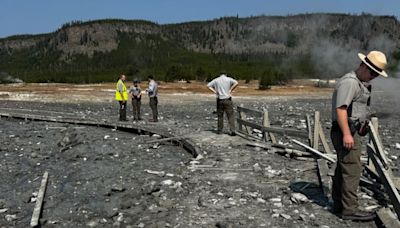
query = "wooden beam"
(236, 106, 263, 118)
(367, 117, 379, 176)
(263, 110, 277, 144)
(367, 144, 400, 219)
(317, 159, 332, 199)
(377, 207, 400, 228)
(306, 114, 313, 147)
(239, 112, 252, 135)
(369, 121, 389, 169)
(30, 171, 49, 227)
(318, 123, 332, 154)
(313, 111, 320, 150)
(237, 118, 308, 138)
(292, 139, 336, 163)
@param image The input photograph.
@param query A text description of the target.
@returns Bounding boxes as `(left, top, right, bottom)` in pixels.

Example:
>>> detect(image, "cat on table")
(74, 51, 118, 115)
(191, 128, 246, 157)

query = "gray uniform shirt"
(207, 74, 238, 99)
(148, 80, 158, 98)
(331, 71, 370, 122)
(129, 86, 141, 99)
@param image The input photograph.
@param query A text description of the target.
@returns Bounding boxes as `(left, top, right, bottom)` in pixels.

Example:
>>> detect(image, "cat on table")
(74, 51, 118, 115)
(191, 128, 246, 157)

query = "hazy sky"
(1, 0, 399, 38)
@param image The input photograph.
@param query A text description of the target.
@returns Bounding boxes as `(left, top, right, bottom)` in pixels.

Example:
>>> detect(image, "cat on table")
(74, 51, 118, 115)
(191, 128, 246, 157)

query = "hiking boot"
(341, 210, 376, 221)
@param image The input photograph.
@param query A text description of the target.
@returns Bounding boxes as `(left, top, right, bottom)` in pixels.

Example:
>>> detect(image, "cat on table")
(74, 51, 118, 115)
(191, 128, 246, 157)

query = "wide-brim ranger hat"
(358, 51, 388, 77)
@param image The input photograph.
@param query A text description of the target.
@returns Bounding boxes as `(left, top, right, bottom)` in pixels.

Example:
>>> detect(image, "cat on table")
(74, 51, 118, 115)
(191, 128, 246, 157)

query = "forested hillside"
(0, 13, 399, 83)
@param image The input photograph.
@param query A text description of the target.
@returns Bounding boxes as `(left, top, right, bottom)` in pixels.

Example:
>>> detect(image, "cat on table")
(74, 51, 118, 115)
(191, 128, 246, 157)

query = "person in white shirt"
(146, 75, 159, 122)
(207, 72, 238, 136)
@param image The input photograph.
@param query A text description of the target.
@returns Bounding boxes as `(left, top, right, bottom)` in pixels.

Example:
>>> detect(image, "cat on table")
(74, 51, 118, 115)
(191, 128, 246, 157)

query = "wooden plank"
(263, 110, 277, 144)
(236, 106, 263, 118)
(237, 118, 308, 138)
(318, 123, 332, 154)
(317, 159, 332, 199)
(239, 112, 252, 135)
(369, 121, 389, 169)
(306, 114, 313, 147)
(367, 117, 379, 176)
(30, 171, 49, 227)
(236, 130, 260, 141)
(292, 139, 336, 163)
(377, 207, 400, 228)
(313, 111, 320, 150)
(367, 144, 400, 219)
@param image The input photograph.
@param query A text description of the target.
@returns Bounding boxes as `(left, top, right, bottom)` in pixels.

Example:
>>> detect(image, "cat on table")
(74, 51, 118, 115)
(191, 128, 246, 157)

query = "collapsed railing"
(236, 106, 400, 226)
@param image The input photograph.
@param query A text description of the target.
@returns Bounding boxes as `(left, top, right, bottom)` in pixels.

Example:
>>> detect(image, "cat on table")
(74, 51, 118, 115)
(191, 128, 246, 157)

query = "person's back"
(208, 74, 236, 99)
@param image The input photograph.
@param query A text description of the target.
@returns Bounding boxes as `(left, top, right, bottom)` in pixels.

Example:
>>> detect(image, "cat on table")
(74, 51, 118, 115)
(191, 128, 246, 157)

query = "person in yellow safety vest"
(115, 74, 128, 121)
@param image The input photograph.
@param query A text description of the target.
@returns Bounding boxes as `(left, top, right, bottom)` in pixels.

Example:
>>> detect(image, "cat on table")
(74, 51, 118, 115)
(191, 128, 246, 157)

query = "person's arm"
(207, 80, 216, 94)
(336, 106, 354, 150)
(208, 86, 217, 94)
(229, 80, 239, 95)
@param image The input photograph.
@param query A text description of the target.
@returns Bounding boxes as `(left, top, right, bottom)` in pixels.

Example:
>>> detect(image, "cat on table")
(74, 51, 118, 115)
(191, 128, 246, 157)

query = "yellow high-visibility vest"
(115, 79, 128, 101)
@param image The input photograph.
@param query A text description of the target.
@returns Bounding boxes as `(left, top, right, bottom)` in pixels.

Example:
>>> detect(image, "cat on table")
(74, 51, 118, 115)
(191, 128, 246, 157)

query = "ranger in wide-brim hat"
(330, 50, 388, 222)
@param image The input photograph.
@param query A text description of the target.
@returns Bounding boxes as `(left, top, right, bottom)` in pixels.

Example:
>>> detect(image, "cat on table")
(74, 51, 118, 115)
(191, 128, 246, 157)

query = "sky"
(1, 0, 400, 38)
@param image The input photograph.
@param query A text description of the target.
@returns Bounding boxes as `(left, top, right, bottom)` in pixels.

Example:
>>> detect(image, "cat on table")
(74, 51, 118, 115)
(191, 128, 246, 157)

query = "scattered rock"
(5, 214, 17, 222)
(290, 193, 308, 204)
(253, 163, 262, 172)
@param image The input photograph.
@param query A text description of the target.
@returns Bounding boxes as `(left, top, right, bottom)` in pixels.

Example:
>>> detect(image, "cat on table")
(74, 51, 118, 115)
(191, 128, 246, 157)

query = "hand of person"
(343, 134, 354, 150)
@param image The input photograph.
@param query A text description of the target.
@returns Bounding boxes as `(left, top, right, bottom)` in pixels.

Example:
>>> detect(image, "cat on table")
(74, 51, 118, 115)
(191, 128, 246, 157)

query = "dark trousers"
(216, 98, 235, 133)
(149, 97, 158, 120)
(331, 129, 362, 214)
(118, 101, 127, 121)
(132, 99, 141, 120)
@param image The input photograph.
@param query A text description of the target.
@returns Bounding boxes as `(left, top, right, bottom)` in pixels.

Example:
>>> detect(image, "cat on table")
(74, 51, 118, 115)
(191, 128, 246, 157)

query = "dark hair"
(148, 75, 154, 80)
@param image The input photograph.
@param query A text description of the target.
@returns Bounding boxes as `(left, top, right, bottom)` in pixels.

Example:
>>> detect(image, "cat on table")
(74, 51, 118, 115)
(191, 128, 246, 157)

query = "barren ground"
(0, 80, 399, 228)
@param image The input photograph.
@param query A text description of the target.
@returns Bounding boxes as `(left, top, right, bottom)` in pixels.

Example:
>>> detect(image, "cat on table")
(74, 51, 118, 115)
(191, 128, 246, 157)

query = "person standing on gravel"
(129, 79, 142, 121)
(207, 72, 238, 136)
(115, 74, 128, 121)
(331, 50, 388, 221)
(146, 75, 158, 122)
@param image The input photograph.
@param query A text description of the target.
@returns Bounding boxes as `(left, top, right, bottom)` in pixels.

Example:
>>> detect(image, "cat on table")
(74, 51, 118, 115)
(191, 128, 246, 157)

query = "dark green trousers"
(132, 99, 141, 120)
(331, 129, 362, 214)
(149, 97, 158, 121)
(217, 98, 235, 133)
(118, 101, 127, 121)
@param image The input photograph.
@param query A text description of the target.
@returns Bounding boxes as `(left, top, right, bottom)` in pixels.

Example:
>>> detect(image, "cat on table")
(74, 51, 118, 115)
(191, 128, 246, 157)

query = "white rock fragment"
(161, 180, 174, 185)
(104, 135, 110, 139)
(269, 197, 281, 202)
(280, 213, 291, 219)
(272, 213, 280, 218)
(253, 163, 262, 172)
(256, 198, 266, 204)
(0, 208, 8, 214)
(290, 193, 308, 203)
(195, 154, 204, 160)
(144, 169, 165, 177)
(5, 214, 17, 222)
(396, 143, 400, 149)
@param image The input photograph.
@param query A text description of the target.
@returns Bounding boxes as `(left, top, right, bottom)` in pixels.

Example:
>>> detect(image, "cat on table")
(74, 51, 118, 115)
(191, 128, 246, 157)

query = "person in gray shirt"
(331, 50, 388, 221)
(207, 72, 238, 136)
(129, 79, 142, 121)
(146, 75, 159, 122)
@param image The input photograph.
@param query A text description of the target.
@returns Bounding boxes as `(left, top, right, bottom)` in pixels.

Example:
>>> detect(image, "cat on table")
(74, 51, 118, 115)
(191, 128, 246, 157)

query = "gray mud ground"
(0, 88, 399, 227)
